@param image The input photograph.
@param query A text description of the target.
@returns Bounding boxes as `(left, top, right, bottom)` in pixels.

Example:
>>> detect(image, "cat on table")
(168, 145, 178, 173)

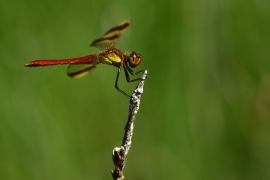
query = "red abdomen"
(25, 54, 96, 67)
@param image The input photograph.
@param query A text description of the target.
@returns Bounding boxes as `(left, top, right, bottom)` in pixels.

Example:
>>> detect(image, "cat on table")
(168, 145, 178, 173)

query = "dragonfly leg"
(115, 68, 131, 98)
(126, 64, 145, 75)
(124, 65, 145, 83)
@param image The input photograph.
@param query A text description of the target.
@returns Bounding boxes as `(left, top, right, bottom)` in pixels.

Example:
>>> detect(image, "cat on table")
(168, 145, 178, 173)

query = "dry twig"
(111, 70, 148, 180)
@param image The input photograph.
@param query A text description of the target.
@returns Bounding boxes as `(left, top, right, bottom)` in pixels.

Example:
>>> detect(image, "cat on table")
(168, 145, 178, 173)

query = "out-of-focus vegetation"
(1, 0, 270, 179)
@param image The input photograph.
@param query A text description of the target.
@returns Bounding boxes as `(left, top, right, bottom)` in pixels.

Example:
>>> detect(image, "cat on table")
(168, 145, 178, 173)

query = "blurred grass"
(1, 0, 270, 179)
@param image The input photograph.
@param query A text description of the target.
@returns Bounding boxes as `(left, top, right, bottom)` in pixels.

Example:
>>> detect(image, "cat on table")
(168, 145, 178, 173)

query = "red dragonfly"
(25, 20, 144, 97)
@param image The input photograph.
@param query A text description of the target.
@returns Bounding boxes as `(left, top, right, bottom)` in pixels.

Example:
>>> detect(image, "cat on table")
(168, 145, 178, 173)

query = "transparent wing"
(67, 64, 96, 78)
(66, 55, 98, 78)
(90, 20, 131, 50)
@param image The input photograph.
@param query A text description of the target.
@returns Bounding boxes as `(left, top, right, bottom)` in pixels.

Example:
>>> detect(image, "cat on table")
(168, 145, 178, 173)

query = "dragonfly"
(25, 20, 144, 98)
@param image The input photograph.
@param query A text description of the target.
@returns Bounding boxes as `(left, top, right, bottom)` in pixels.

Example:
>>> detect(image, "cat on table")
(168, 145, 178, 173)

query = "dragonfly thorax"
(127, 51, 142, 68)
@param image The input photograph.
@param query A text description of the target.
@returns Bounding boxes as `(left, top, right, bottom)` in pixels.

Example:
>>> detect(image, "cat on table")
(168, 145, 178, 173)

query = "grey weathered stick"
(111, 70, 148, 180)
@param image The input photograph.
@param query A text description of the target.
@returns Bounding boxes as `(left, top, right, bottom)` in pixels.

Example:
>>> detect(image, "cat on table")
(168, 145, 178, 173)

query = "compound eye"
(129, 51, 142, 68)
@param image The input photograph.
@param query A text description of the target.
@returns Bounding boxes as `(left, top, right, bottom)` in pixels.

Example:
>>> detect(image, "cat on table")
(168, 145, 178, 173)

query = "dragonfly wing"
(67, 64, 96, 78)
(66, 54, 98, 78)
(90, 20, 131, 50)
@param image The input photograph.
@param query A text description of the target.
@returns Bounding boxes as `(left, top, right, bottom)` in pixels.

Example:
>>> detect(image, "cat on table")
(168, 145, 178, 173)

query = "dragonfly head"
(128, 51, 142, 68)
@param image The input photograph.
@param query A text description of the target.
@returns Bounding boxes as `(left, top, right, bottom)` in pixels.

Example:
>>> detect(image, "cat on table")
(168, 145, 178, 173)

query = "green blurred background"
(1, 0, 270, 179)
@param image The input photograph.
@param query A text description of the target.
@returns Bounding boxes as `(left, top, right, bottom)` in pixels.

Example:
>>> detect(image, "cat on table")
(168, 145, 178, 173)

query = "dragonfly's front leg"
(123, 64, 145, 83)
(115, 68, 131, 98)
